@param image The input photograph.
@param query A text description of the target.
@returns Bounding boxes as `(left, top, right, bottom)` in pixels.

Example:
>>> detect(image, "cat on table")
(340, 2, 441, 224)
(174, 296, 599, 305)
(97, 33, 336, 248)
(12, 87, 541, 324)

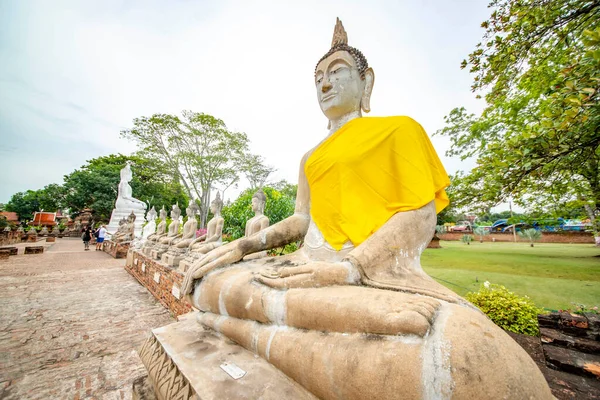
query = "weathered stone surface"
(508, 331, 600, 399)
(544, 345, 600, 378)
(103, 240, 130, 258)
(0, 238, 173, 399)
(539, 313, 562, 329)
(24, 246, 44, 254)
(46, 237, 56, 243)
(132, 375, 157, 400)
(0, 250, 10, 260)
(142, 314, 317, 400)
(541, 327, 600, 355)
(125, 250, 192, 317)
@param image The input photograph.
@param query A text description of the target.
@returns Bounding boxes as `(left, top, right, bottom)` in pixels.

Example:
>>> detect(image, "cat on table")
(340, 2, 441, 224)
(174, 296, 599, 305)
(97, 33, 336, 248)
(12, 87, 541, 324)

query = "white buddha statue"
(106, 163, 147, 236)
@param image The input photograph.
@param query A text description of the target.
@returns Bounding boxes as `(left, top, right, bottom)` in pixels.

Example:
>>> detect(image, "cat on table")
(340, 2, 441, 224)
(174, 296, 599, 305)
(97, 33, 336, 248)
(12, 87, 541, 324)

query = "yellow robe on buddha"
(305, 116, 450, 250)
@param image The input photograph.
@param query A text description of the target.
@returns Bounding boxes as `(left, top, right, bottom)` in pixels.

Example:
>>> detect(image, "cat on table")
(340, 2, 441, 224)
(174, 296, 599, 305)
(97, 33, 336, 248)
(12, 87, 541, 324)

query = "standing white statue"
(106, 163, 147, 237)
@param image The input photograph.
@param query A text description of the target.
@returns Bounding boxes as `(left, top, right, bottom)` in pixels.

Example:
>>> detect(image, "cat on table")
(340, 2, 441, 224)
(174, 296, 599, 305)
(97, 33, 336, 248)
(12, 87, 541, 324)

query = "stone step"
(544, 344, 600, 378)
(541, 328, 600, 355)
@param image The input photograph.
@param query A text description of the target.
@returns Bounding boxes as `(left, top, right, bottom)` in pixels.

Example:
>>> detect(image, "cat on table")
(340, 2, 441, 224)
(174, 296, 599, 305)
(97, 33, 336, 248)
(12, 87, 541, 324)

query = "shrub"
(466, 283, 542, 336)
(518, 228, 542, 247)
(473, 226, 490, 242)
(461, 234, 473, 244)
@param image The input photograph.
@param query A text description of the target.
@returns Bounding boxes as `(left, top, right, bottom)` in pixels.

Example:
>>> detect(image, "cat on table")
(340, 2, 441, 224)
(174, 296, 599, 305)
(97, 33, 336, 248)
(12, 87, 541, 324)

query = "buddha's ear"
(361, 68, 375, 113)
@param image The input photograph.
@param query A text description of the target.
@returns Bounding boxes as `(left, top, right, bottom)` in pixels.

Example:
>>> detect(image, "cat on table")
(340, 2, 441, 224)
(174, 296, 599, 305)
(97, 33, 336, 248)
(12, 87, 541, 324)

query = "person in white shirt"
(95, 225, 108, 251)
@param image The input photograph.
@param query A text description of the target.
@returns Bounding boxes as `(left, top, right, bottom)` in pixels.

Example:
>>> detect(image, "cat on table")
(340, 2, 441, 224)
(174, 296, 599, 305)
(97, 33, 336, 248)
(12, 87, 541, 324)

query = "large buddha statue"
(180, 19, 552, 400)
(178, 193, 224, 272)
(161, 201, 200, 267)
(106, 163, 147, 236)
(150, 204, 181, 260)
(142, 206, 167, 256)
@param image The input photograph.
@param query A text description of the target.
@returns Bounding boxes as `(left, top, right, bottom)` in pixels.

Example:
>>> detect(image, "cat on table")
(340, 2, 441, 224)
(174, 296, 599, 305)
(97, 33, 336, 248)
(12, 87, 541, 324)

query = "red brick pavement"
(0, 238, 173, 399)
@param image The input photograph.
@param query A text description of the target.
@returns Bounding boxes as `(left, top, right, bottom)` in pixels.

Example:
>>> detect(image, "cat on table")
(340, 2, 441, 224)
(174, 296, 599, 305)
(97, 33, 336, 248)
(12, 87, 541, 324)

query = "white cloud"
(0, 0, 490, 206)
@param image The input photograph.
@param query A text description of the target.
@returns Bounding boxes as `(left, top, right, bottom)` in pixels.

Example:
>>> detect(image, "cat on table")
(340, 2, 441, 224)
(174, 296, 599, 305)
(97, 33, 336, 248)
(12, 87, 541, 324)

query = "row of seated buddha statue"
(139, 190, 270, 271)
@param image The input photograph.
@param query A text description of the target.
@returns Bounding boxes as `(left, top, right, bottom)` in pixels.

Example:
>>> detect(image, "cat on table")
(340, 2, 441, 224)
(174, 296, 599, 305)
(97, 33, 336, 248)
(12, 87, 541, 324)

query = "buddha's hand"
(256, 261, 360, 289)
(181, 242, 244, 295)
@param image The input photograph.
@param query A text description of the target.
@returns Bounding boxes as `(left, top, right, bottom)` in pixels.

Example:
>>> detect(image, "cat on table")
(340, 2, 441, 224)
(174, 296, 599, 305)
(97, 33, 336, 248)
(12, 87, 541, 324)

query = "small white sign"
(220, 362, 246, 380)
(171, 285, 181, 299)
(153, 272, 160, 283)
(141, 263, 146, 272)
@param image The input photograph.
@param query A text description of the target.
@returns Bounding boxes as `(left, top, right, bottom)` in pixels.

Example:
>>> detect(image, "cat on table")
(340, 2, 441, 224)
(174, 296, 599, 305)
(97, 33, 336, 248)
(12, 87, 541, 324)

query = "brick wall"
(439, 231, 594, 244)
(102, 240, 129, 258)
(125, 250, 192, 317)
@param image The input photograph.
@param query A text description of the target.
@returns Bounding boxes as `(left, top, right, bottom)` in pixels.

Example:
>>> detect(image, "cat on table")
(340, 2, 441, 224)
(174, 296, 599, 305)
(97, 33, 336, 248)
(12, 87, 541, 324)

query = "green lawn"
(421, 241, 600, 311)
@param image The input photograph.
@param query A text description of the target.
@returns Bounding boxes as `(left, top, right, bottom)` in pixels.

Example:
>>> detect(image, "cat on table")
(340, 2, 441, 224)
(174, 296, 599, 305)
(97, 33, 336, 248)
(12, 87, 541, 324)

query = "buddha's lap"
(194, 259, 442, 336)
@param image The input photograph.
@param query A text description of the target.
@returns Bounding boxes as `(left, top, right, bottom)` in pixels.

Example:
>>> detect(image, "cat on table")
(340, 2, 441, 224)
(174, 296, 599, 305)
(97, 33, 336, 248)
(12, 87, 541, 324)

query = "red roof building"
(32, 212, 57, 226)
(0, 212, 18, 222)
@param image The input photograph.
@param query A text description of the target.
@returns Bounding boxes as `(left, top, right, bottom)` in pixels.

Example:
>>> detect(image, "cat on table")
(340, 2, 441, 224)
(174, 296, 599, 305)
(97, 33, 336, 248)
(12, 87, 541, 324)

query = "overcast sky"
(0, 0, 490, 206)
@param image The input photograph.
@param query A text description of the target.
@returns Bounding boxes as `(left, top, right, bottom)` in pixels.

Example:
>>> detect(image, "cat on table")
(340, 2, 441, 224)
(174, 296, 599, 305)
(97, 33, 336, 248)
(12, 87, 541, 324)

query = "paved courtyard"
(0, 238, 173, 399)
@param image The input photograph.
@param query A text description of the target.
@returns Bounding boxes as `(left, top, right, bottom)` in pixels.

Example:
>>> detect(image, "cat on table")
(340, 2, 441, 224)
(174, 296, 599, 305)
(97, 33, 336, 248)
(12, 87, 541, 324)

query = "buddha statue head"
(120, 163, 133, 182)
(128, 211, 136, 223)
(210, 192, 223, 216)
(251, 189, 266, 214)
(159, 206, 167, 221)
(186, 200, 200, 218)
(146, 206, 157, 222)
(315, 18, 374, 125)
(171, 204, 181, 220)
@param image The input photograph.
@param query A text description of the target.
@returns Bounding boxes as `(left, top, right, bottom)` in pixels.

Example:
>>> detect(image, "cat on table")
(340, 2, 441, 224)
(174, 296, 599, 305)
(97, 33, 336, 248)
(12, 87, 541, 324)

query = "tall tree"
(121, 111, 269, 227)
(436, 0, 600, 243)
(63, 154, 188, 221)
(239, 154, 276, 189)
(5, 184, 67, 221)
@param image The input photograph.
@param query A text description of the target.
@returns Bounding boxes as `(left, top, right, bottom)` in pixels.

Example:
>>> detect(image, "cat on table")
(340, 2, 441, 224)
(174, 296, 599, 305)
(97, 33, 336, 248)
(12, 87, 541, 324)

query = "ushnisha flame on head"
(315, 18, 369, 79)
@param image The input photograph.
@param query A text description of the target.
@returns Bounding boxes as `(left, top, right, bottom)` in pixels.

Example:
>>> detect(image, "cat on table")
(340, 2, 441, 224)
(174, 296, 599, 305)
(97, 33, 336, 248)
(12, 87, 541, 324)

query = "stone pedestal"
(107, 209, 146, 237)
(0, 247, 18, 256)
(27, 235, 38, 242)
(125, 250, 192, 316)
(138, 314, 316, 400)
(25, 246, 44, 254)
(46, 237, 56, 243)
(102, 240, 130, 259)
(0, 250, 10, 260)
(150, 245, 168, 261)
(161, 249, 187, 268)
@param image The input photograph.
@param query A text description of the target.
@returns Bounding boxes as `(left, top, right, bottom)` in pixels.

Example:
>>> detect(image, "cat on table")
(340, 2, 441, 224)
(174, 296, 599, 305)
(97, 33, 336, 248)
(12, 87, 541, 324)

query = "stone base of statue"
(107, 209, 146, 237)
(102, 240, 130, 259)
(177, 253, 205, 273)
(161, 248, 187, 268)
(125, 250, 192, 316)
(150, 244, 169, 261)
(137, 313, 317, 400)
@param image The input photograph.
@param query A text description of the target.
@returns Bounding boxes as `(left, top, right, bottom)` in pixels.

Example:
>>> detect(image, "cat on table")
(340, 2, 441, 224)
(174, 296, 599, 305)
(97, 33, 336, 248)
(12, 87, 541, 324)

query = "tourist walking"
(95, 225, 107, 251)
(81, 225, 92, 251)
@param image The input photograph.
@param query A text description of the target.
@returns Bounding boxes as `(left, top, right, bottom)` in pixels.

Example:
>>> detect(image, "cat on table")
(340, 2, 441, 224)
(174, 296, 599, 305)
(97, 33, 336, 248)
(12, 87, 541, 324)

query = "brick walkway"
(0, 238, 173, 399)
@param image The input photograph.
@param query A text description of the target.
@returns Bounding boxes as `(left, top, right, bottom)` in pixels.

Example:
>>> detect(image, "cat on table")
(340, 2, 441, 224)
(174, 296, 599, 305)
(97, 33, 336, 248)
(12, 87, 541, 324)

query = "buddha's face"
(251, 197, 264, 213)
(315, 51, 373, 121)
(210, 202, 220, 215)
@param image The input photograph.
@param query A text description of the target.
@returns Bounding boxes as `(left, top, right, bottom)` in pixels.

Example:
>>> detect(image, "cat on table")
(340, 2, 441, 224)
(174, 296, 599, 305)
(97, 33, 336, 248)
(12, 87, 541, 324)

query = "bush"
(461, 234, 473, 244)
(466, 283, 542, 336)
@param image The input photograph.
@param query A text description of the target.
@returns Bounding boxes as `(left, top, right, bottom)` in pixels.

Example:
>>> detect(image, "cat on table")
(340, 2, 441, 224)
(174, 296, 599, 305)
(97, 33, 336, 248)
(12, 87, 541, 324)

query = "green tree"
(221, 187, 296, 240)
(518, 228, 543, 247)
(436, 1, 600, 244)
(5, 183, 66, 221)
(63, 154, 188, 222)
(121, 111, 270, 227)
(473, 226, 490, 242)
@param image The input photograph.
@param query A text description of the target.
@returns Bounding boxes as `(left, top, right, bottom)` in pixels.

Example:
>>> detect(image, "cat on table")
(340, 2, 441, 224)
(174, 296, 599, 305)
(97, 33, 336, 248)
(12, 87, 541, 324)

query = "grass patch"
(421, 241, 600, 311)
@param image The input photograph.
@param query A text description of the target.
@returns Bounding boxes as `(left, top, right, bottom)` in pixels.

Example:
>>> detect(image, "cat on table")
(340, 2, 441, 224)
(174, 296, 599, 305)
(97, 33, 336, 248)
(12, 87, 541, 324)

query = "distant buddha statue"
(177, 19, 552, 400)
(141, 206, 157, 239)
(143, 206, 167, 255)
(242, 189, 270, 260)
(178, 193, 224, 272)
(161, 201, 200, 267)
(107, 163, 147, 237)
(151, 204, 181, 260)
